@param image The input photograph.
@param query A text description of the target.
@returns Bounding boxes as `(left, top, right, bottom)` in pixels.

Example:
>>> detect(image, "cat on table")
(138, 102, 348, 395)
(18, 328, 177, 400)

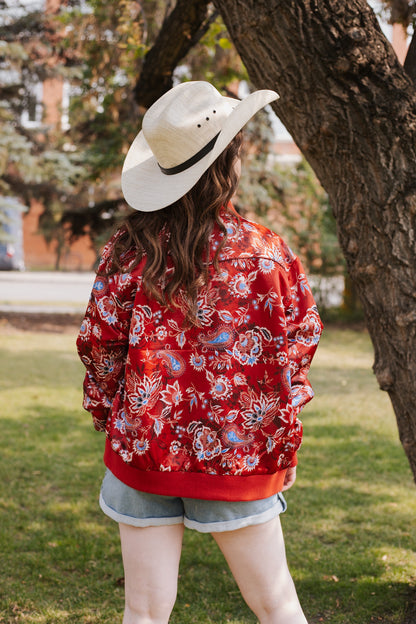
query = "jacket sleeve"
(282, 248, 323, 419)
(269, 244, 323, 468)
(76, 239, 137, 431)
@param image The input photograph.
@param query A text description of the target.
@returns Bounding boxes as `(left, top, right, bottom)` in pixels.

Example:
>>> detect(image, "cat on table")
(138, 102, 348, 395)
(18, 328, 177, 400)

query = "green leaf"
(218, 37, 232, 50)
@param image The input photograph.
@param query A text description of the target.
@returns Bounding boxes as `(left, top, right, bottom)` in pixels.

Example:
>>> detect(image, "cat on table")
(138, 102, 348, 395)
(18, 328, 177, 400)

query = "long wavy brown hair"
(106, 131, 243, 324)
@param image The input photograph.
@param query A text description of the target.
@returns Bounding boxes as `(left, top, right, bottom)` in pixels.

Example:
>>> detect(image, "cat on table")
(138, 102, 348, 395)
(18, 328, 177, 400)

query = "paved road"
(0, 271, 95, 313)
(0, 271, 344, 314)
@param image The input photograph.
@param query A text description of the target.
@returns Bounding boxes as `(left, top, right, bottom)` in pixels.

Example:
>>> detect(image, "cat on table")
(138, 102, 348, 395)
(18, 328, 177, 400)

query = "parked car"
(0, 241, 24, 270)
(0, 199, 25, 270)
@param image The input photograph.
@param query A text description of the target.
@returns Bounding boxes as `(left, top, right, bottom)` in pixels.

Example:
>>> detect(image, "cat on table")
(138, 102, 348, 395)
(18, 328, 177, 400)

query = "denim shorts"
(99, 469, 287, 533)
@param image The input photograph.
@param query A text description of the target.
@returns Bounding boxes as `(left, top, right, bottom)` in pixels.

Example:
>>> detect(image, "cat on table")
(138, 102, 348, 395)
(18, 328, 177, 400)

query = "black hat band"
(158, 132, 220, 176)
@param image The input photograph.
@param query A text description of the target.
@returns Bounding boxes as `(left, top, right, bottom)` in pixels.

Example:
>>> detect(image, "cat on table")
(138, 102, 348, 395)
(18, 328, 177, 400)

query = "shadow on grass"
(0, 405, 256, 623)
(0, 401, 414, 623)
(283, 417, 414, 624)
(303, 579, 413, 624)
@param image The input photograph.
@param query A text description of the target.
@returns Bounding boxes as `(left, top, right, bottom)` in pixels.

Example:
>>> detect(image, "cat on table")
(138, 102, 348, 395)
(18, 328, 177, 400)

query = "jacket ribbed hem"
(104, 438, 292, 502)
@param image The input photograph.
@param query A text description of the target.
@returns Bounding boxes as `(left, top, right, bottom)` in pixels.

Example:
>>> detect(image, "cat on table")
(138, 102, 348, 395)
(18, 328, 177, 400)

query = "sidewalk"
(0, 271, 95, 314)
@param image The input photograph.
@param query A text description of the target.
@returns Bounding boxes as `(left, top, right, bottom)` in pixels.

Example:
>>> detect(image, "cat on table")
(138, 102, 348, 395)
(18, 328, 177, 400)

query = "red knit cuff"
(90, 410, 109, 432)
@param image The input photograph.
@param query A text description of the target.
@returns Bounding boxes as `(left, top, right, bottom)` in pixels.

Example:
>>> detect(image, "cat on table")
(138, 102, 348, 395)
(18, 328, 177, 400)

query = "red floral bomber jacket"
(77, 206, 323, 501)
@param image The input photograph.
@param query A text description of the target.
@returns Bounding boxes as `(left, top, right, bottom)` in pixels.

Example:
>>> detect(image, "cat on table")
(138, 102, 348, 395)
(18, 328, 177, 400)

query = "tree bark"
(213, 0, 416, 481)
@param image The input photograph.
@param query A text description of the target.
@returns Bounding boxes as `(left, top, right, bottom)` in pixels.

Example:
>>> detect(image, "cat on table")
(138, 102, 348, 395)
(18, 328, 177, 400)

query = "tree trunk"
(214, 0, 416, 481)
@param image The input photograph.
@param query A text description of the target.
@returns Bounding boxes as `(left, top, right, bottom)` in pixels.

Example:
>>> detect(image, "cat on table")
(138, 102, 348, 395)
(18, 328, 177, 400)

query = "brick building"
(20, 0, 96, 270)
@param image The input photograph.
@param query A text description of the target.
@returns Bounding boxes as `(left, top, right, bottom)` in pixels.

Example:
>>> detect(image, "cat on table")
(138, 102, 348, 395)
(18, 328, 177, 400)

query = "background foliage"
(0, 0, 411, 280)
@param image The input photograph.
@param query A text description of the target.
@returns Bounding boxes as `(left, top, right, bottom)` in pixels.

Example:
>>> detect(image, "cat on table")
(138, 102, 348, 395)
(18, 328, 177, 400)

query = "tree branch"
(387, 0, 414, 26)
(403, 27, 416, 84)
(134, 0, 212, 109)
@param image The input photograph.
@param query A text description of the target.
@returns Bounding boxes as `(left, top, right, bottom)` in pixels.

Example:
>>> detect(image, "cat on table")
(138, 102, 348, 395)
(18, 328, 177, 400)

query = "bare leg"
(212, 516, 307, 624)
(119, 523, 184, 624)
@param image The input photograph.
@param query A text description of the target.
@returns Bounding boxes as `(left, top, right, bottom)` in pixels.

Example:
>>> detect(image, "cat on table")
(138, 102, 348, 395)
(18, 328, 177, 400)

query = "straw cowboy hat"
(121, 81, 279, 212)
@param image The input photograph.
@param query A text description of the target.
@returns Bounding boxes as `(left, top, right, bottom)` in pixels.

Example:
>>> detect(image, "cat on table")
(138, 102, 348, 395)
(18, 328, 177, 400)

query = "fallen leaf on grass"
(323, 574, 339, 582)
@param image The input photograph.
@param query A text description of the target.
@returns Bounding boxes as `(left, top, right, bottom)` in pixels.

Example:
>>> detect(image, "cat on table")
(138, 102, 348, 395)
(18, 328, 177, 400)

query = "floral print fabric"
(77, 207, 323, 501)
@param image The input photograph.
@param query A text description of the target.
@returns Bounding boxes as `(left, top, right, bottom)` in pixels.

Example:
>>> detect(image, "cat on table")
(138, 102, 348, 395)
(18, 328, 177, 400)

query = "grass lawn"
(0, 321, 415, 623)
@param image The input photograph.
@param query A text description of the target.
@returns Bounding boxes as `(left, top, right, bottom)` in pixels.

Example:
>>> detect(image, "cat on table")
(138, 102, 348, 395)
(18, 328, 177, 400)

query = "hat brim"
(121, 89, 279, 212)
